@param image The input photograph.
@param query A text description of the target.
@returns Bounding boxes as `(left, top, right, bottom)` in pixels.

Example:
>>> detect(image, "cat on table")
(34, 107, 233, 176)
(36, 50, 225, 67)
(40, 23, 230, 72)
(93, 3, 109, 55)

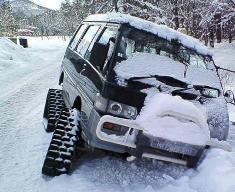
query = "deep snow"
(0, 38, 235, 192)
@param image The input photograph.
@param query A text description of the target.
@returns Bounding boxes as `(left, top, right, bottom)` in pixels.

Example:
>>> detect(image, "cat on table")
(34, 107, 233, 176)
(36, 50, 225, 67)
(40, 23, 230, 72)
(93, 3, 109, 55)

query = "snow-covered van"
(42, 13, 233, 176)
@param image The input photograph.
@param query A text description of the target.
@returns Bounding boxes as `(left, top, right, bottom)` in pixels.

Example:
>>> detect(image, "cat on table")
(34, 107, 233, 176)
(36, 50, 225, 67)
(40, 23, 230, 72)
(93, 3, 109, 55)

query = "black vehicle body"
(59, 14, 229, 166)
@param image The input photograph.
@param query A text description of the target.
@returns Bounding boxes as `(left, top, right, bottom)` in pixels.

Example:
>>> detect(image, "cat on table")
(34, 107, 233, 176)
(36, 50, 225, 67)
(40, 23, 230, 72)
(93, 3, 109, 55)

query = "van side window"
(70, 25, 87, 50)
(88, 27, 118, 72)
(76, 25, 100, 57)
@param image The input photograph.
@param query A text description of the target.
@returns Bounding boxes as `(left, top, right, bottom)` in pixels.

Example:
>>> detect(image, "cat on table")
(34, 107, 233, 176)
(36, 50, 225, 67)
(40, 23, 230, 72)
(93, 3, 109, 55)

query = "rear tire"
(43, 89, 65, 132)
(42, 108, 81, 176)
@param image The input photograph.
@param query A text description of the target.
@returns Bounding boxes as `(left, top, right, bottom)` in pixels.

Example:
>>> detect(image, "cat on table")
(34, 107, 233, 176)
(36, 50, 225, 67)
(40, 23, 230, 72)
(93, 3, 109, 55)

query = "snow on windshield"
(115, 52, 186, 81)
(115, 52, 221, 89)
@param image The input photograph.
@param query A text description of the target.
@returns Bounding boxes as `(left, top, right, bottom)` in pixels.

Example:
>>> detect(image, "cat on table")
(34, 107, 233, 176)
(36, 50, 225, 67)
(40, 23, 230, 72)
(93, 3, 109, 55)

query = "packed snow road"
(0, 37, 235, 192)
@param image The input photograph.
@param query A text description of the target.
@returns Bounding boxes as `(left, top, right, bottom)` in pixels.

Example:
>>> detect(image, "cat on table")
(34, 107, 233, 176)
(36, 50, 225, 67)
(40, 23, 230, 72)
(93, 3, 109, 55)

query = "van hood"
(115, 52, 221, 90)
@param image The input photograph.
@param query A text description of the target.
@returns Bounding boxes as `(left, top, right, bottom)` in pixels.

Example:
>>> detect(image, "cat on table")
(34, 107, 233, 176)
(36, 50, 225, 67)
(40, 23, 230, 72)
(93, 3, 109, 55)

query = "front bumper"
(96, 115, 204, 165)
(94, 115, 232, 165)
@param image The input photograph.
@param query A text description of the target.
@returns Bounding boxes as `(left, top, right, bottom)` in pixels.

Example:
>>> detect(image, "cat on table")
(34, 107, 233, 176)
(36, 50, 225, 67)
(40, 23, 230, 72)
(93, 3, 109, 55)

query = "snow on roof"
(85, 13, 212, 56)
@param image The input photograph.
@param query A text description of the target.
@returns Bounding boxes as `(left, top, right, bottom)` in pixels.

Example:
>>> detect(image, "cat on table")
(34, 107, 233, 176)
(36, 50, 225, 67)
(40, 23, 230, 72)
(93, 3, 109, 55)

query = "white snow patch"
(135, 93, 210, 146)
(85, 13, 212, 56)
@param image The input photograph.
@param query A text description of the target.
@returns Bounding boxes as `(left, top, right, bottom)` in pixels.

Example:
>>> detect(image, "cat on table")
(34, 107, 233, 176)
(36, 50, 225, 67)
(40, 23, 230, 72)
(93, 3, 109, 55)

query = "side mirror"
(224, 90, 235, 104)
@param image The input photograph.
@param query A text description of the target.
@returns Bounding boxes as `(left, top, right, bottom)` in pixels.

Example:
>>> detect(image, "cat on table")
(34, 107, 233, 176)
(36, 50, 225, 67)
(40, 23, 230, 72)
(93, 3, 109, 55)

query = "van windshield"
(116, 26, 214, 70)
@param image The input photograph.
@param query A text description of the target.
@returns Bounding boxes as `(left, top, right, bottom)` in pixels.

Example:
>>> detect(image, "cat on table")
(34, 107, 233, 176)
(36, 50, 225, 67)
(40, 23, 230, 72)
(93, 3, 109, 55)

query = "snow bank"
(85, 13, 212, 56)
(0, 37, 28, 72)
(136, 93, 210, 146)
(0, 37, 25, 61)
(158, 149, 235, 192)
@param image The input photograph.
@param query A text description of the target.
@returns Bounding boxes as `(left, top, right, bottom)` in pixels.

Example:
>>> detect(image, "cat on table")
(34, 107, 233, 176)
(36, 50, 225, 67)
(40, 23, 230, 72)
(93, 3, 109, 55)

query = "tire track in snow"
(0, 44, 65, 191)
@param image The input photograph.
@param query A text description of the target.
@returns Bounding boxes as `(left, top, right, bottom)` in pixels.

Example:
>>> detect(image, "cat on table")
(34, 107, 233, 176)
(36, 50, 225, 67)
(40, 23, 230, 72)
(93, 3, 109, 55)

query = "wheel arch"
(59, 72, 64, 85)
(72, 96, 82, 111)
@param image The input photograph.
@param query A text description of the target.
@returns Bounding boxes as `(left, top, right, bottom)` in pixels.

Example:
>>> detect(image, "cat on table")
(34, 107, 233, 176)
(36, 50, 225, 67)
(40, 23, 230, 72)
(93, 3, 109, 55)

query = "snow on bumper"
(136, 93, 211, 147)
(96, 115, 198, 165)
(96, 115, 232, 158)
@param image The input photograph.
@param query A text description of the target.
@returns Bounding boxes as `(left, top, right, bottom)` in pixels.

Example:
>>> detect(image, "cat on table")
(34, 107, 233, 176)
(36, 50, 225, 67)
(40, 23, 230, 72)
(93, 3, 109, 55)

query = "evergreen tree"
(0, 1, 17, 36)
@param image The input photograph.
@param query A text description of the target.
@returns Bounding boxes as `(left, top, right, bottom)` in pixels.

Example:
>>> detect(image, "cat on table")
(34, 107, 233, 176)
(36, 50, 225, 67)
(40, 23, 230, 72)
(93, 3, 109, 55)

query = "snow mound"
(159, 149, 235, 192)
(136, 93, 210, 146)
(85, 13, 211, 56)
(0, 37, 25, 61)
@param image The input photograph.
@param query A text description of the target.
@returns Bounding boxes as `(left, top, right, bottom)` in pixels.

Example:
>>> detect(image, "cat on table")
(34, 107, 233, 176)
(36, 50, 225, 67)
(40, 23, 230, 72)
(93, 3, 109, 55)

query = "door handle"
(80, 63, 87, 75)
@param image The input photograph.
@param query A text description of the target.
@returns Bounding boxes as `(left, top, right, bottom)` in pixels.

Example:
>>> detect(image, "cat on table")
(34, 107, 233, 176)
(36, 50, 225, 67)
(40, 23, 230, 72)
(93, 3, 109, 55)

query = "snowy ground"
(0, 37, 235, 192)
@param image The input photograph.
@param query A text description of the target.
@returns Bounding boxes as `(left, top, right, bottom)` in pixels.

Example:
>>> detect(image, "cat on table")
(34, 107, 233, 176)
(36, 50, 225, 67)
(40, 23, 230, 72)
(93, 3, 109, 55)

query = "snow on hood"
(115, 53, 221, 89)
(135, 93, 210, 146)
(85, 13, 212, 56)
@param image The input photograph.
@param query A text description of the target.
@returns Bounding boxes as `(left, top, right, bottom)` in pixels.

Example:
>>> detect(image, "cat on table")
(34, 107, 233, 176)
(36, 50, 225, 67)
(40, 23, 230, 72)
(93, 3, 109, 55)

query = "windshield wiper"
(172, 84, 220, 98)
(127, 74, 188, 88)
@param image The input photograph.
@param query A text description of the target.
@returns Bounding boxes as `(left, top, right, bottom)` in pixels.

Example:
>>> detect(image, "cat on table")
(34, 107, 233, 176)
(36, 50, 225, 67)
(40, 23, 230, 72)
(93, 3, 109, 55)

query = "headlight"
(201, 88, 219, 98)
(109, 103, 122, 115)
(94, 95, 137, 119)
(108, 101, 137, 119)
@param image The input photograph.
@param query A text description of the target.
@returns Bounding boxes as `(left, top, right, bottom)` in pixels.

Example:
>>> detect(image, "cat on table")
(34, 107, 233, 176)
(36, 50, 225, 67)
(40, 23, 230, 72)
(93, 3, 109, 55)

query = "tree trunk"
(228, 19, 233, 43)
(172, 0, 179, 30)
(214, 13, 222, 43)
(209, 25, 215, 48)
(204, 31, 209, 47)
(112, 0, 118, 12)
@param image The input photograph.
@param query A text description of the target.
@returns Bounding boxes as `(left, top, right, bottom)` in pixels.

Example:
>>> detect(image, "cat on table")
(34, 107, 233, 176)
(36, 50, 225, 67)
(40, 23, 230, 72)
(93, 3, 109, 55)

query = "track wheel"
(43, 89, 65, 132)
(42, 108, 81, 176)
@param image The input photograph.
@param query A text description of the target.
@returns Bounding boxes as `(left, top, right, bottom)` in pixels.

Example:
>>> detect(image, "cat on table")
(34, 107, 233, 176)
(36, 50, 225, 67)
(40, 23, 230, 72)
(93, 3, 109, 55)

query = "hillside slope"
(0, 0, 51, 16)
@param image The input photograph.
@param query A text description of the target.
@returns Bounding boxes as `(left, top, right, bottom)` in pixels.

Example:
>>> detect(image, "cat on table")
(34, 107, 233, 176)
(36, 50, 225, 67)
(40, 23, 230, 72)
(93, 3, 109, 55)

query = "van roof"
(85, 13, 212, 56)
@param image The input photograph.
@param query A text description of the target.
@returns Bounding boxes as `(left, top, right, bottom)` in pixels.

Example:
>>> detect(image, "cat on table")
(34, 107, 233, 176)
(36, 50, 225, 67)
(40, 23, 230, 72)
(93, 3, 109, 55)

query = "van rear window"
(76, 25, 100, 57)
(70, 25, 87, 50)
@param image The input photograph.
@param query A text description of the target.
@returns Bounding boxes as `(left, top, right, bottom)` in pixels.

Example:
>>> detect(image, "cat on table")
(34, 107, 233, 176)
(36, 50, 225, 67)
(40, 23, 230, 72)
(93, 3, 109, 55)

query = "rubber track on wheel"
(42, 108, 80, 176)
(43, 89, 66, 132)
